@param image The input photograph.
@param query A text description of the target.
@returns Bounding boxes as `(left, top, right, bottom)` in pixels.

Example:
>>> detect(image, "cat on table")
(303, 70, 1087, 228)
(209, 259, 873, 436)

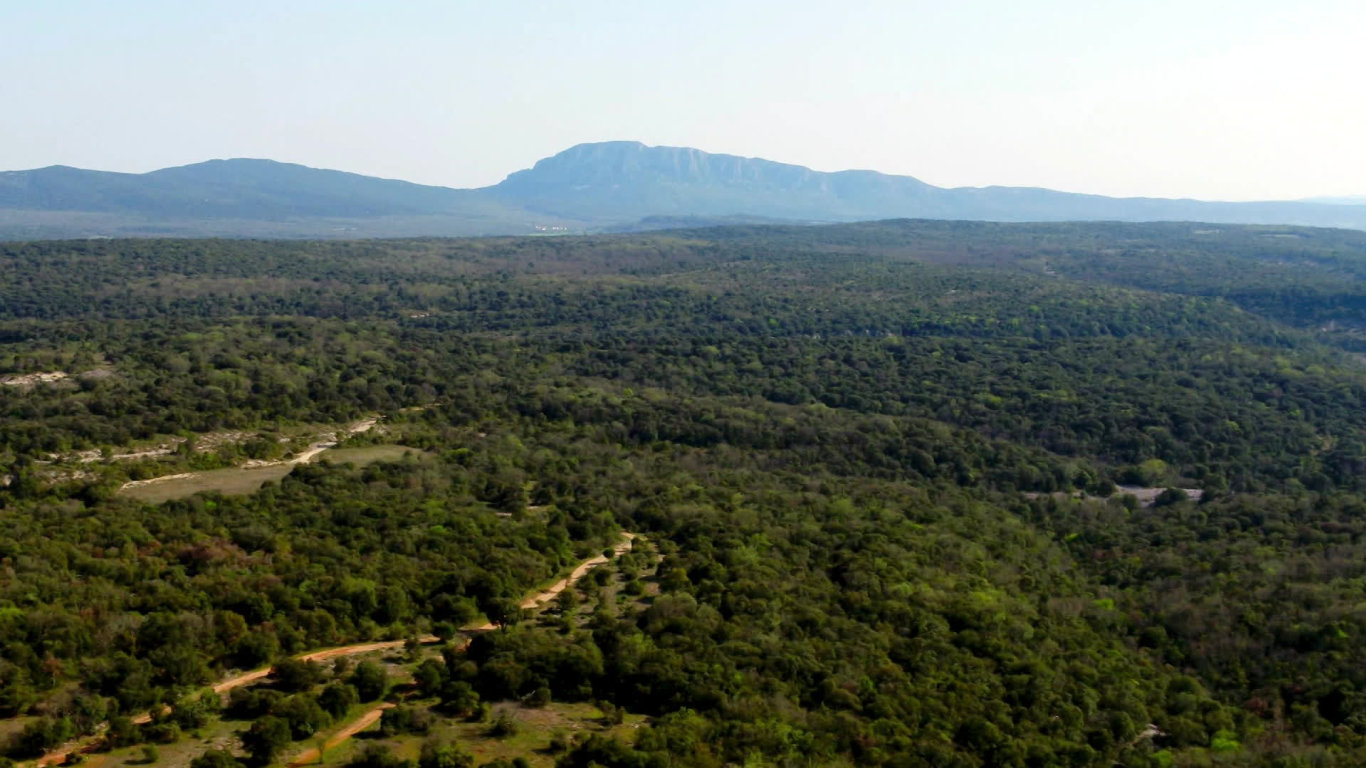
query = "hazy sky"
(3, 1, 1362, 201)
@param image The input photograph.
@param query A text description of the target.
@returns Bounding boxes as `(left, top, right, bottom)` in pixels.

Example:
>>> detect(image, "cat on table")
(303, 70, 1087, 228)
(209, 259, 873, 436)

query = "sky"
(2, 0, 1363, 201)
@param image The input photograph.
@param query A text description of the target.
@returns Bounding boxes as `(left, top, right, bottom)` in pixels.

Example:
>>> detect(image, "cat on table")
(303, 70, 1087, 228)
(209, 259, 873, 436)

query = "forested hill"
(4, 142, 1366, 238)
(7, 221, 1366, 765)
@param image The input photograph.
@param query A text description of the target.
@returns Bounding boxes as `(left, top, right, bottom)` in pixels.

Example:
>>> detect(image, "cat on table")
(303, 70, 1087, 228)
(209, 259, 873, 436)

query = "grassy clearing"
(76, 717, 245, 768)
(119, 464, 294, 504)
(0, 715, 35, 744)
(337, 701, 646, 768)
(119, 445, 423, 504)
(319, 445, 425, 465)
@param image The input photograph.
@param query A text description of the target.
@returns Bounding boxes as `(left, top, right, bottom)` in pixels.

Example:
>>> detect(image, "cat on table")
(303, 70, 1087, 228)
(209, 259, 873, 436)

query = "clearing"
(118, 419, 421, 504)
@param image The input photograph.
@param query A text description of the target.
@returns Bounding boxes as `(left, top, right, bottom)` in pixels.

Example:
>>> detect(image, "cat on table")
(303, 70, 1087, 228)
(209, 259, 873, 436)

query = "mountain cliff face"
(2, 141, 1366, 239)
(488, 141, 943, 221)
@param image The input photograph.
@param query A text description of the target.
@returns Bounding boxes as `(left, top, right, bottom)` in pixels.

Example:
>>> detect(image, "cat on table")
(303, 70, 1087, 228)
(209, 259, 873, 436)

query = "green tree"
(318, 682, 359, 719)
(349, 661, 389, 702)
(240, 716, 292, 766)
(272, 658, 325, 692)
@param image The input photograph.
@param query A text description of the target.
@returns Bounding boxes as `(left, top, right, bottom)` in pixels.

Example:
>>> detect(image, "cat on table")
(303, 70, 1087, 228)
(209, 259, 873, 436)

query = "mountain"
(3, 142, 1366, 238)
(1303, 195, 1366, 205)
(487, 141, 1366, 230)
(485, 140, 944, 221)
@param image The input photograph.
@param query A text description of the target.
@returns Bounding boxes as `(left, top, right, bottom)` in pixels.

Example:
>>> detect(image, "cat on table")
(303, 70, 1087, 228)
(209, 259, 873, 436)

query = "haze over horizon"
(3, 0, 1363, 203)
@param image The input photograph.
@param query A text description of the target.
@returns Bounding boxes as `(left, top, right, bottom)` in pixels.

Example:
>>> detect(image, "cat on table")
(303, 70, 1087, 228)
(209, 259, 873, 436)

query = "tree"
(272, 658, 324, 692)
(240, 716, 292, 766)
(412, 660, 446, 698)
(553, 588, 579, 617)
(271, 694, 332, 740)
(478, 597, 524, 630)
(318, 682, 359, 719)
(438, 681, 479, 717)
(349, 661, 388, 702)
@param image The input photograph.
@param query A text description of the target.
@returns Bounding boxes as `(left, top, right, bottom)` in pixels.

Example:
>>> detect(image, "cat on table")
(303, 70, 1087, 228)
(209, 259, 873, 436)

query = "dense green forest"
(5, 221, 1366, 766)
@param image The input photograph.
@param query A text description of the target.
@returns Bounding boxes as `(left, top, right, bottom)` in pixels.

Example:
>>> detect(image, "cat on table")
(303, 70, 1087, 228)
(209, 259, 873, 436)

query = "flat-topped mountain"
(489, 141, 1366, 228)
(2, 141, 1365, 238)
(487, 140, 943, 221)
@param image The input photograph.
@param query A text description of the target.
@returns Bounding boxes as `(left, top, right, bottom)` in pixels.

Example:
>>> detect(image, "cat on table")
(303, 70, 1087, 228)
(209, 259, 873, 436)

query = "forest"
(4, 220, 1366, 766)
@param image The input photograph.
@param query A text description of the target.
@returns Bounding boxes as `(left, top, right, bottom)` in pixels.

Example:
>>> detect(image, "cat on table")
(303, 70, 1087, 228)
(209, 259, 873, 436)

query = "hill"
(0, 159, 556, 238)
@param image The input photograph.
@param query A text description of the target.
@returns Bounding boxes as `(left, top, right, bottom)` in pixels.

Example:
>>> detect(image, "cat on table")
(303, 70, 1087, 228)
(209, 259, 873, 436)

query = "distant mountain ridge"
(2, 141, 1366, 238)
(489, 141, 1366, 229)
(487, 140, 943, 221)
(0, 159, 498, 218)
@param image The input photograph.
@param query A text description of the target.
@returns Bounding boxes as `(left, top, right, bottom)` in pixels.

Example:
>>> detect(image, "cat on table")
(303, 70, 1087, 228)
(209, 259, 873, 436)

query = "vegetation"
(6, 221, 1366, 765)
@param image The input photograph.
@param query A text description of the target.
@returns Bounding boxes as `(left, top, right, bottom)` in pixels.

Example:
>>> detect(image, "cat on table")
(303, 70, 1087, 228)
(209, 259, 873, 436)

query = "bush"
(524, 686, 551, 709)
(379, 705, 432, 737)
(1153, 487, 1189, 507)
(345, 744, 410, 768)
(486, 712, 519, 739)
(105, 715, 143, 749)
(171, 694, 220, 731)
(417, 739, 473, 768)
(142, 721, 181, 745)
(189, 750, 245, 768)
(5, 717, 75, 759)
(439, 682, 479, 717)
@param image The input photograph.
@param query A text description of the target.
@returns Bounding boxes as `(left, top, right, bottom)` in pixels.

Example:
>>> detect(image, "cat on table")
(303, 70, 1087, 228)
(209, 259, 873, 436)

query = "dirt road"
(210, 638, 437, 695)
(286, 704, 393, 767)
(269, 417, 380, 467)
(28, 531, 635, 767)
(121, 417, 381, 491)
(276, 534, 639, 763)
(521, 531, 634, 610)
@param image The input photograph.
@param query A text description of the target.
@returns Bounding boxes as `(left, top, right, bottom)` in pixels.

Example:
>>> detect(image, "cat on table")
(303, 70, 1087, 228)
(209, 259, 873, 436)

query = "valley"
(5, 221, 1366, 766)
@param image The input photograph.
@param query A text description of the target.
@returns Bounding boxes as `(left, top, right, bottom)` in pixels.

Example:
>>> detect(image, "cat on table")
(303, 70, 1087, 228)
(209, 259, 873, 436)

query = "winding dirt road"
(286, 704, 393, 767)
(29, 532, 635, 767)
